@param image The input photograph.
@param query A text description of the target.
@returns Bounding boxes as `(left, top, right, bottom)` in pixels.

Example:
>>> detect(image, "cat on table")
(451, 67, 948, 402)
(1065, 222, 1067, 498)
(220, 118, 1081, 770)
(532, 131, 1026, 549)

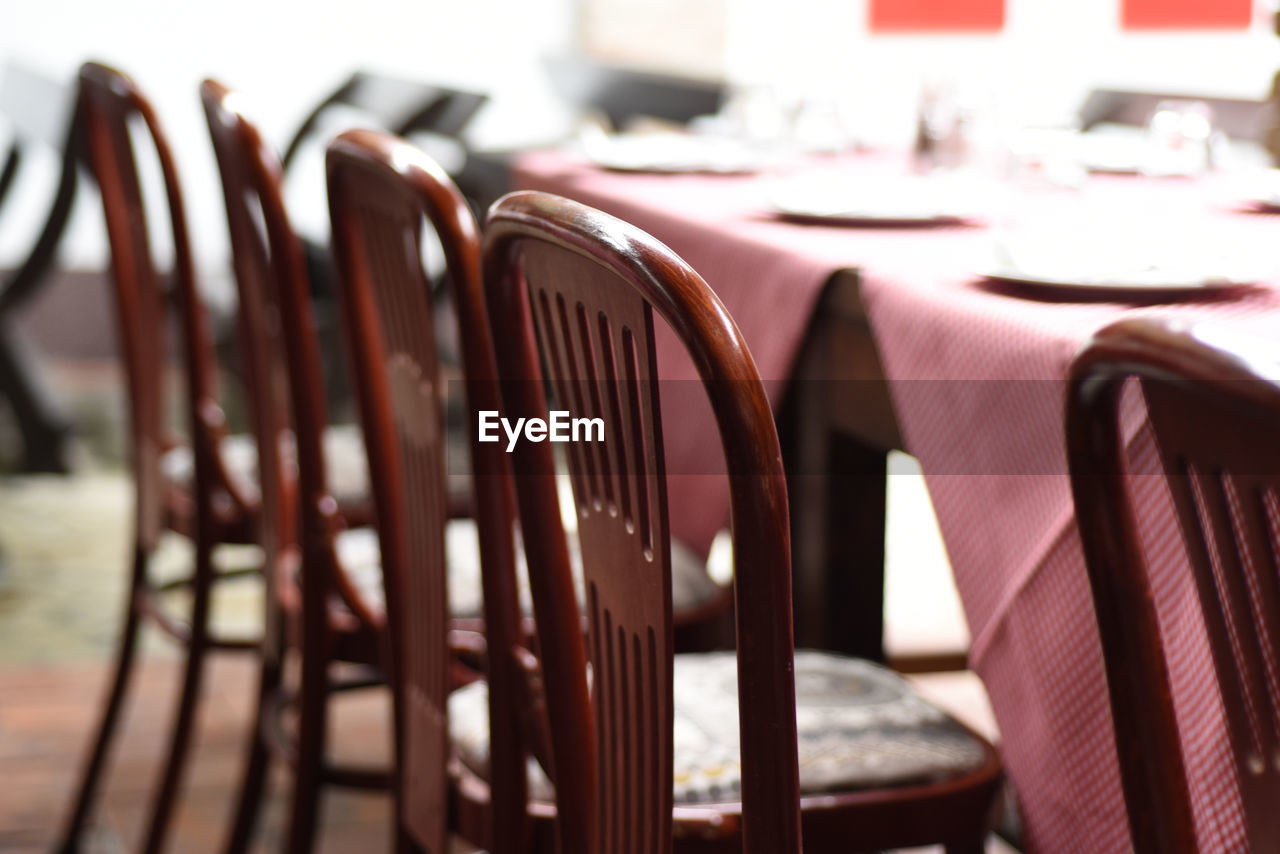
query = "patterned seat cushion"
(160, 424, 368, 503)
(447, 651, 988, 804)
(668, 651, 988, 802)
(337, 522, 722, 619)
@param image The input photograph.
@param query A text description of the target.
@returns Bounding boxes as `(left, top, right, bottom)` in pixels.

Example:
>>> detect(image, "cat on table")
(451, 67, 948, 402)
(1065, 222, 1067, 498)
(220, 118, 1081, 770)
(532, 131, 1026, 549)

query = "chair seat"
(161, 423, 369, 504)
(447, 651, 989, 804)
(336, 522, 723, 619)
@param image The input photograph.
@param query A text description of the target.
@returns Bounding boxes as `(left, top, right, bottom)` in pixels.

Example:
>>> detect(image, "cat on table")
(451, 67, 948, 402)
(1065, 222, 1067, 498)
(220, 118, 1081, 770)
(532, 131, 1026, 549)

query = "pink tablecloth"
(512, 149, 1280, 852)
(511, 149, 983, 554)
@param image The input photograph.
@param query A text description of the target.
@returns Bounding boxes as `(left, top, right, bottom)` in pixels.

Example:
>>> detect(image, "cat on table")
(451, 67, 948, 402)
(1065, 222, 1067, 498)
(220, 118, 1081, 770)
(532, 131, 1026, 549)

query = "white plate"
(768, 176, 986, 227)
(978, 265, 1257, 297)
(1235, 192, 1280, 214)
(581, 132, 769, 174)
(1220, 169, 1280, 212)
(771, 206, 975, 227)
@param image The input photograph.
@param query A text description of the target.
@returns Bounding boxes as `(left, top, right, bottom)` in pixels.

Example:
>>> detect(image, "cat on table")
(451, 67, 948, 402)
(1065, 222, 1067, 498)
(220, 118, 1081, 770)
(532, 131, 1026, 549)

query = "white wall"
(725, 0, 1280, 142)
(3, 0, 1280, 274)
(0, 0, 576, 273)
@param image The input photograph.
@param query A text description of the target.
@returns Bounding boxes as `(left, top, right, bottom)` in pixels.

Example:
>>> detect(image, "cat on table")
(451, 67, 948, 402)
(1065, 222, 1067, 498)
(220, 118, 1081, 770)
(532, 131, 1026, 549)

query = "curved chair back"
(483, 191, 801, 854)
(326, 130, 527, 853)
(200, 81, 297, 633)
(1068, 316, 1280, 854)
(78, 62, 225, 552)
(200, 80, 384, 638)
(282, 72, 486, 172)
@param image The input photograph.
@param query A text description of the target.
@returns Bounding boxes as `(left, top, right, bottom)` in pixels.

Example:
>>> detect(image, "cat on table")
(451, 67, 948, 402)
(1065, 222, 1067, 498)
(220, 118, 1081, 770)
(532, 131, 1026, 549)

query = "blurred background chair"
(1068, 316, 1280, 854)
(283, 71, 487, 176)
(57, 61, 264, 854)
(280, 69, 489, 276)
(244, 71, 489, 421)
(1076, 87, 1267, 141)
(201, 79, 397, 854)
(482, 191, 1003, 854)
(0, 64, 80, 473)
(543, 54, 725, 132)
(326, 128, 534, 854)
(327, 128, 740, 853)
(208, 78, 555, 854)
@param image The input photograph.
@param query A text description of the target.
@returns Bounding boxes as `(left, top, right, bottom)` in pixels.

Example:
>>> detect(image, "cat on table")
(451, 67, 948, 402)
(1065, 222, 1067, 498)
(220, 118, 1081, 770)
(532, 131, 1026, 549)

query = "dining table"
(510, 143, 1280, 853)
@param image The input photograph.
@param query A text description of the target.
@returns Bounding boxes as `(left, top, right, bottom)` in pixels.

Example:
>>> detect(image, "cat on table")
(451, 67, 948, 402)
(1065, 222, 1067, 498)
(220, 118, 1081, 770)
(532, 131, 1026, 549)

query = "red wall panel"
(869, 0, 1005, 33)
(1122, 0, 1252, 29)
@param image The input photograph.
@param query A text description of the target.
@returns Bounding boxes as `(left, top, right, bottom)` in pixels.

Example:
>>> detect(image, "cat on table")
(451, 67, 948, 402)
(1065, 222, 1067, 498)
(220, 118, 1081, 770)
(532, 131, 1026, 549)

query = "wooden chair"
(283, 71, 486, 176)
(56, 62, 263, 854)
(0, 63, 80, 472)
(281, 69, 489, 298)
(1076, 88, 1266, 141)
(1068, 316, 1280, 854)
(543, 55, 724, 131)
(200, 79, 398, 854)
(206, 70, 487, 421)
(481, 191, 1003, 854)
(326, 131, 757, 853)
(325, 128, 530, 854)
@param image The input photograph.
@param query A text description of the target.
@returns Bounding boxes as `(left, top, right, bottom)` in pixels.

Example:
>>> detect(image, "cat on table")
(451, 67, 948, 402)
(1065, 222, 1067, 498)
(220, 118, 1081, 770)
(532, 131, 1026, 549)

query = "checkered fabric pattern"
(513, 151, 1280, 851)
(859, 231, 1280, 852)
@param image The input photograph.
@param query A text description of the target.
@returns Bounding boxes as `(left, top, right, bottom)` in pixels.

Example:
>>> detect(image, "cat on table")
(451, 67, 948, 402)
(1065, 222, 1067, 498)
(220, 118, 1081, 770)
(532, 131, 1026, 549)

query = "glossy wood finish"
(484, 191, 802, 854)
(325, 130, 531, 854)
(58, 62, 260, 854)
(1068, 316, 1280, 854)
(483, 192, 1003, 854)
(201, 80, 398, 854)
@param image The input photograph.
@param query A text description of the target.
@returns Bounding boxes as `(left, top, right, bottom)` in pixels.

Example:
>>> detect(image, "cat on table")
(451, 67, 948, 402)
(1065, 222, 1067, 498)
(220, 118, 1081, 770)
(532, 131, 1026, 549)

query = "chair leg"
(395, 829, 426, 854)
(944, 837, 988, 854)
(139, 540, 216, 854)
(0, 319, 72, 473)
(284, 645, 328, 854)
(53, 550, 146, 853)
(222, 653, 282, 854)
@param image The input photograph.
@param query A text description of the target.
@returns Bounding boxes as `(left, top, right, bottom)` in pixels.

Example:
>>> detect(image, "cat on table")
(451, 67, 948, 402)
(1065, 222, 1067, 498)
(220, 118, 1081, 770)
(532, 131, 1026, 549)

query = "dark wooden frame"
(481, 191, 1002, 854)
(1068, 316, 1280, 854)
(56, 62, 262, 854)
(326, 128, 534, 854)
(327, 131, 748, 854)
(0, 64, 83, 472)
(282, 71, 487, 174)
(200, 79, 396, 854)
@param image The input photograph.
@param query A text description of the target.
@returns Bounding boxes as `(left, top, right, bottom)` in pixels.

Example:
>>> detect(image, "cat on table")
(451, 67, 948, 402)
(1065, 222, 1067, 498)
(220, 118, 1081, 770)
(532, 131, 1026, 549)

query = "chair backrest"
(77, 62, 229, 552)
(0, 64, 80, 313)
(482, 191, 801, 854)
(200, 81, 379, 640)
(325, 130, 528, 853)
(1067, 316, 1280, 854)
(544, 55, 724, 130)
(283, 71, 487, 172)
(201, 80, 301, 649)
(2, 63, 73, 150)
(1076, 88, 1266, 141)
